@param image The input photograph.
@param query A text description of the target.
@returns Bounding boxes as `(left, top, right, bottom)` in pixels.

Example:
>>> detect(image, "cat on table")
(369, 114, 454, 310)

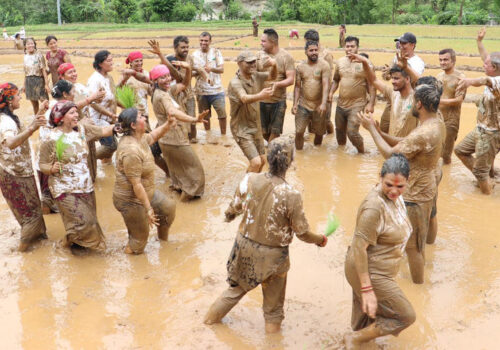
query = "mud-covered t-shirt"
(256, 48, 295, 103)
(296, 59, 331, 111)
(333, 56, 370, 109)
(437, 70, 466, 128)
(476, 76, 500, 131)
(226, 173, 310, 247)
(396, 117, 446, 203)
(349, 185, 412, 278)
(114, 134, 155, 204)
(152, 88, 189, 146)
(0, 114, 33, 177)
(87, 71, 117, 126)
(126, 70, 151, 116)
(24, 51, 46, 77)
(381, 85, 417, 137)
(39, 124, 103, 198)
(228, 70, 269, 138)
(192, 48, 224, 95)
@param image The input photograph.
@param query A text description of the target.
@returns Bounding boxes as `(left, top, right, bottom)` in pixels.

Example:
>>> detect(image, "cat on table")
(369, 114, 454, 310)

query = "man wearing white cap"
(227, 51, 277, 172)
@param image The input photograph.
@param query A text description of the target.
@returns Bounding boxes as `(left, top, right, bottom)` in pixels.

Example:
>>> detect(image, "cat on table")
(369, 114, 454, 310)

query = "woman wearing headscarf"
(344, 154, 415, 349)
(113, 108, 177, 254)
(39, 101, 115, 253)
(150, 64, 209, 201)
(0, 83, 48, 251)
(118, 52, 169, 176)
(204, 136, 328, 333)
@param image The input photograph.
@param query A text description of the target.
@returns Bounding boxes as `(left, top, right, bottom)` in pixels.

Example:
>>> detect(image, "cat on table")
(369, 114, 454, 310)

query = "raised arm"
(348, 53, 387, 93)
(3, 102, 48, 149)
(477, 27, 488, 63)
(359, 111, 396, 159)
(147, 40, 183, 83)
(148, 115, 177, 144)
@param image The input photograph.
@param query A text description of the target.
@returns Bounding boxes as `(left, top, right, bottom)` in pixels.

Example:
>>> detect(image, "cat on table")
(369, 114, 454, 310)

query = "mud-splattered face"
(381, 173, 407, 201)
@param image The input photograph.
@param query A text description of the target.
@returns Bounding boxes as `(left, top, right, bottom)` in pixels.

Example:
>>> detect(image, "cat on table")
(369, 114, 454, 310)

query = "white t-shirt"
(192, 47, 224, 95)
(392, 54, 425, 75)
(87, 71, 115, 126)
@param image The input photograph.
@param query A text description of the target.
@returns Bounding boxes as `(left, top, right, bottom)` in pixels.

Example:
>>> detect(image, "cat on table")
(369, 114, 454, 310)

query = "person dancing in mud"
(204, 136, 327, 333)
(293, 41, 330, 150)
(454, 27, 500, 195)
(227, 50, 276, 173)
(344, 154, 415, 349)
(113, 108, 177, 254)
(0, 84, 48, 252)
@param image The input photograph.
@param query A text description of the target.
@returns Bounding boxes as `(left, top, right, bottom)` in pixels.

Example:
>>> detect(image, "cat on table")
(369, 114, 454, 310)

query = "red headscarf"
(57, 63, 75, 78)
(126, 51, 143, 65)
(0, 83, 18, 109)
(49, 100, 77, 126)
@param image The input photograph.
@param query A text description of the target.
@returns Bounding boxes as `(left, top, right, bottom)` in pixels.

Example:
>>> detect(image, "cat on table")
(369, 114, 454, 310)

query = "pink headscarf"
(125, 51, 143, 64)
(149, 64, 170, 81)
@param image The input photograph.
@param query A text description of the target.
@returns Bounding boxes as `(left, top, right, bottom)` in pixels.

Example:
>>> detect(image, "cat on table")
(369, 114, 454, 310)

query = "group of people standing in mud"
(0, 25, 499, 348)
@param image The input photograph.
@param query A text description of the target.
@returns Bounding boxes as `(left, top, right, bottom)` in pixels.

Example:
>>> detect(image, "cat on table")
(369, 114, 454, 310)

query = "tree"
(457, 0, 465, 25)
(111, 0, 138, 22)
(149, 0, 176, 21)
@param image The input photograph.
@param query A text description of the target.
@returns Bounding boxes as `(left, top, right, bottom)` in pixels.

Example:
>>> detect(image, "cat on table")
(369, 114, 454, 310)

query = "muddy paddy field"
(0, 24, 499, 349)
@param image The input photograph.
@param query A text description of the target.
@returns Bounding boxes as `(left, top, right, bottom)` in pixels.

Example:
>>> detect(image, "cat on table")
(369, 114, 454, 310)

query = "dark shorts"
(260, 100, 286, 135)
(197, 93, 227, 119)
(235, 134, 266, 161)
(295, 105, 326, 135)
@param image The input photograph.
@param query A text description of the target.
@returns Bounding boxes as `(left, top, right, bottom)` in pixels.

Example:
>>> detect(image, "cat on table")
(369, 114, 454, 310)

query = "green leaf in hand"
(116, 85, 138, 109)
(324, 212, 340, 237)
(55, 133, 69, 174)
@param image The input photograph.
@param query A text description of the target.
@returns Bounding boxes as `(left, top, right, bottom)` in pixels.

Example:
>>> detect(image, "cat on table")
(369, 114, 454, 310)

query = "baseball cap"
(394, 32, 417, 44)
(237, 51, 257, 62)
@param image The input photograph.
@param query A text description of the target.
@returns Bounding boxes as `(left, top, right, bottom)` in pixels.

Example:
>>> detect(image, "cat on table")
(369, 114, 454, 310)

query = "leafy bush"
(225, 1, 250, 20)
(172, 1, 197, 21)
(298, 0, 338, 25)
(395, 13, 421, 25)
(111, 0, 138, 23)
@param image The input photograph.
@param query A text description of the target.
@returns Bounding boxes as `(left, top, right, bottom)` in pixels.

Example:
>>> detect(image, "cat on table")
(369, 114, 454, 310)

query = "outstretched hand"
(477, 26, 486, 42)
(396, 50, 408, 69)
(357, 110, 376, 131)
(347, 52, 366, 63)
(171, 60, 190, 69)
(197, 109, 210, 124)
(457, 78, 470, 93)
(147, 40, 162, 56)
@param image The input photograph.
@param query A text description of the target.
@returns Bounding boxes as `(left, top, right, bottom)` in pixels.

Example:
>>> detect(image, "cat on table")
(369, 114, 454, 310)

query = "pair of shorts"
(260, 100, 286, 135)
(235, 134, 265, 161)
(454, 126, 500, 181)
(295, 105, 326, 135)
(197, 93, 227, 119)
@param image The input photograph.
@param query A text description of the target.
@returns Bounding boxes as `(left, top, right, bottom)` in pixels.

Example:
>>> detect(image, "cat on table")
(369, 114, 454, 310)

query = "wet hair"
(174, 35, 189, 48)
(118, 108, 138, 136)
(491, 52, 500, 70)
(414, 76, 443, 112)
(93, 50, 111, 71)
(45, 35, 57, 45)
(0, 83, 20, 128)
(304, 29, 320, 43)
(416, 75, 443, 97)
(305, 40, 319, 50)
(51, 79, 73, 99)
(200, 31, 212, 40)
(389, 64, 408, 78)
(263, 28, 279, 43)
(439, 48, 456, 63)
(380, 153, 410, 179)
(267, 143, 292, 176)
(23, 37, 36, 53)
(360, 53, 369, 59)
(345, 36, 359, 46)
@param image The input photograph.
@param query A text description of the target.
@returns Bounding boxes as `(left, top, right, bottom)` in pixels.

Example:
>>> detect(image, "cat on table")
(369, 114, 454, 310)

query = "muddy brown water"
(1, 41, 499, 350)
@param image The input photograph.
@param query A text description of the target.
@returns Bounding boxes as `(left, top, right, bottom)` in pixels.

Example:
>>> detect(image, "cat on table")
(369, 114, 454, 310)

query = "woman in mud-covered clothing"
(204, 136, 328, 334)
(113, 108, 177, 254)
(344, 153, 415, 349)
(0, 83, 48, 252)
(39, 101, 115, 254)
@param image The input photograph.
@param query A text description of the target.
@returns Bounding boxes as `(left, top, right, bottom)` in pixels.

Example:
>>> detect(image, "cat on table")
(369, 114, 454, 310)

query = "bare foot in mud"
(124, 245, 134, 254)
(180, 192, 194, 202)
(18, 241, 30, 252)
(343, 332, 364, 350)
(265, 322, 281, 334)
